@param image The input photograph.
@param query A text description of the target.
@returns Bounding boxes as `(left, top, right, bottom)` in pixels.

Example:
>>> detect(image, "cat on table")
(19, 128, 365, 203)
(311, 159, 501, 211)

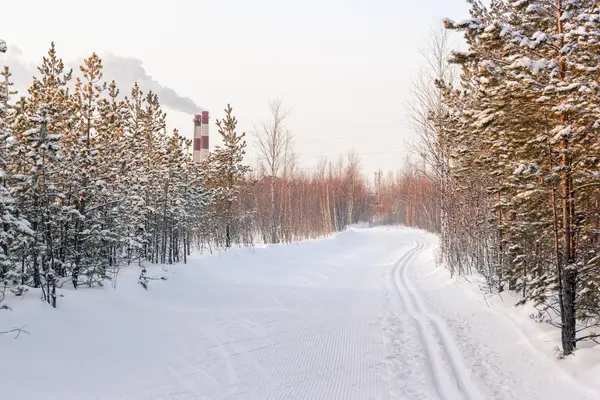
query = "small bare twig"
(481, 291, 492, 308)
(0, 326, 30, 339)
(576, 334, 600, 345)
(147, 276, 167, 282)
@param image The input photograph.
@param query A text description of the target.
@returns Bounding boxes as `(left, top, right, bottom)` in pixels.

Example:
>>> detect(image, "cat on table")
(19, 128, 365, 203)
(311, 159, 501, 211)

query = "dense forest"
(411, 1, 600, 356)
(0, 41, 438, 311)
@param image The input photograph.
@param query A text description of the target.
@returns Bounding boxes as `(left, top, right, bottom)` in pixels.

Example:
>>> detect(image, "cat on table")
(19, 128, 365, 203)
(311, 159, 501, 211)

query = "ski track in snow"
(1, 227, 599, 400)
(392, 240, 481, 400)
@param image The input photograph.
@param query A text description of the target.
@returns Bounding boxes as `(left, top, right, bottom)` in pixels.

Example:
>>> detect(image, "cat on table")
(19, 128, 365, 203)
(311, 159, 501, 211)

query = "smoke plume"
(101, 54, 203, 114)
(0, 46, 202, 115)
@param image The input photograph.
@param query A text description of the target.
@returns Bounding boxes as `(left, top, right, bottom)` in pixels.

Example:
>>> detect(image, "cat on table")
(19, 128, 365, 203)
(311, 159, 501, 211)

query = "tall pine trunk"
(560, 137, 577, 355)
(555, 0, 577, 356)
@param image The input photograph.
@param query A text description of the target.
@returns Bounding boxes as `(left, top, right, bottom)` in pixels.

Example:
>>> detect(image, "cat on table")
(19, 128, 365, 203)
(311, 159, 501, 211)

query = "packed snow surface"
(1, 227, 599, 399)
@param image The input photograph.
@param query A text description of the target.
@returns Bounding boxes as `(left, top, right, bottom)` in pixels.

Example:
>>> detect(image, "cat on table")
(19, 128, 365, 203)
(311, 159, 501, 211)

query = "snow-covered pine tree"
(9, 43, 74, 307)
(119, 83, 152, 288)
(69, 53, 107, 288)
(140, 91, 167, 264)
(12, 113, 64, 307)
(0, 63, 32, 289)
(119, 83, 146, 273)
(96, 80, 129, 284)
(159, 129, 197, 264)
(207, 104, 251, 248)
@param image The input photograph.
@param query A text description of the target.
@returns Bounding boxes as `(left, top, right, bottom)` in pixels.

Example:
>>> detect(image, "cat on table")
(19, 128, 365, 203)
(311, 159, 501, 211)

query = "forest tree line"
(411, 1, 600, 356)
(0, 42, 438, 310)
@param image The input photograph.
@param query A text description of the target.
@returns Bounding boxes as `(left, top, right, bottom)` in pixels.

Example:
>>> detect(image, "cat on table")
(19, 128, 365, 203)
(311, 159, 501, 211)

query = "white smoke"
(0, 45, 202, 114)
(100, 54, 203, 114)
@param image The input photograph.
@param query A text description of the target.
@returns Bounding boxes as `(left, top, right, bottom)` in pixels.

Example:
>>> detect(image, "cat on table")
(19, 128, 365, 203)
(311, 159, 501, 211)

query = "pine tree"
(0, 65, 32, 288)
(207, 104, 251, 248)
(9, 43, 73, 307)
(69, 53, 107, 287)
(96, 80, 129, 283)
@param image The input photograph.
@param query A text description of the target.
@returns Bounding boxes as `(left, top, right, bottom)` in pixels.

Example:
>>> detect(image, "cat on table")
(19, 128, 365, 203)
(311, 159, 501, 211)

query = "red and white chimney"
(193, 111, 209, 163)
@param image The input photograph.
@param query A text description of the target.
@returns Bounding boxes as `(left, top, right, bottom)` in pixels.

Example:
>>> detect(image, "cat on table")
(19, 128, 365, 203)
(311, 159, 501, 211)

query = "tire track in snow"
(394, 239, 481, 400)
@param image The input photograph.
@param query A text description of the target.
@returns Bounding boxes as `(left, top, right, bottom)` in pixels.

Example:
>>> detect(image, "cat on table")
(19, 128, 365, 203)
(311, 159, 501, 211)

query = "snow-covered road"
(1, 227, 599, 399)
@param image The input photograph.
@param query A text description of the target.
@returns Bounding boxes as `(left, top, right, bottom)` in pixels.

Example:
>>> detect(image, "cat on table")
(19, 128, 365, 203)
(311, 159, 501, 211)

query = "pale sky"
(1, 0, 469, 175)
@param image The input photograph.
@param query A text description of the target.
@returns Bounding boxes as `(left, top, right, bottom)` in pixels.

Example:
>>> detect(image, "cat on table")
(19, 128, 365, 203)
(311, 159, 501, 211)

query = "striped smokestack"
(192, 111, 209, 163)
(200, 111, 209, 161)
(192, 114, 202, 163)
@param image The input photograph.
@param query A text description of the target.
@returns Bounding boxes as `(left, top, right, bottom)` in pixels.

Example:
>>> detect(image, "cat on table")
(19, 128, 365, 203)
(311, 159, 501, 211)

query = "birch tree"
(254, 98, 294, 243)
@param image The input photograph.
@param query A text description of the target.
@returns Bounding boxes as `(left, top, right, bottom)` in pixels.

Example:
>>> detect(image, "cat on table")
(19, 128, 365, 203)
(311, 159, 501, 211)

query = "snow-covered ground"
(1, 227, 599, 400)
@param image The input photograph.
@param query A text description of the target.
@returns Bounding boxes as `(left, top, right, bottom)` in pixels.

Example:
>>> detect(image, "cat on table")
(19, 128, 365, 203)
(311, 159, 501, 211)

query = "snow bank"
(411, 237, 600, 398)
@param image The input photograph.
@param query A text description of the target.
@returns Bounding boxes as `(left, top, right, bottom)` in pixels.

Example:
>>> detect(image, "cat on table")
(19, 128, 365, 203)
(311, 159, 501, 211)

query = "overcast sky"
(1, 0, 469, 175)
